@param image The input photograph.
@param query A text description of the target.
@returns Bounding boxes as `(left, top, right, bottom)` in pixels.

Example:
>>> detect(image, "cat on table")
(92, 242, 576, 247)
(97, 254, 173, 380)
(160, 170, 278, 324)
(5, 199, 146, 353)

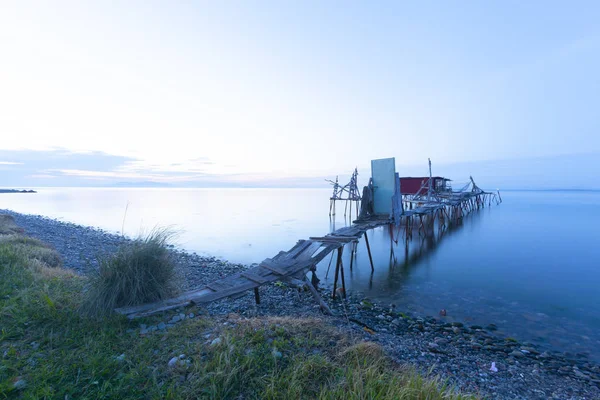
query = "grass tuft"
(81, 227, 178, 316)
(0, 214, 24, 235)
(0, 233, 62, 268)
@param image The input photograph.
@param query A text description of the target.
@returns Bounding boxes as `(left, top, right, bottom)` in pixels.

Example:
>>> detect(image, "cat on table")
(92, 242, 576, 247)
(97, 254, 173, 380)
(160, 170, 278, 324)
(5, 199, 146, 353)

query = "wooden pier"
(116, 188, 498, 319)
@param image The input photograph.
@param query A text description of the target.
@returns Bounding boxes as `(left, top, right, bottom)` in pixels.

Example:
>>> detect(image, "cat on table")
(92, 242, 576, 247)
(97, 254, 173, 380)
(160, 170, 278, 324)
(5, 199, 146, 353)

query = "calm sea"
(2, 188, 599, 360)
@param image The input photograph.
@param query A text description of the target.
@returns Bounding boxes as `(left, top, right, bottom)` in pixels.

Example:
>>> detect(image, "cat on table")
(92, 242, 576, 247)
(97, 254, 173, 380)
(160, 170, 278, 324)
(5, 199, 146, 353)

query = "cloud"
(27, 174, 57, 179)
(0, 148, 236, 186)
(1, 148, 598, 189)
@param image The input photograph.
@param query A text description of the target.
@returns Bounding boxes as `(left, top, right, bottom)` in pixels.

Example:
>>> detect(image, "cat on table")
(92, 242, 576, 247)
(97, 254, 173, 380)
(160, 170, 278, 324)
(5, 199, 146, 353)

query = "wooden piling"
(254, 287, 260, 304)
(332, 247, 343, 299)
(364, 231, 375, 272)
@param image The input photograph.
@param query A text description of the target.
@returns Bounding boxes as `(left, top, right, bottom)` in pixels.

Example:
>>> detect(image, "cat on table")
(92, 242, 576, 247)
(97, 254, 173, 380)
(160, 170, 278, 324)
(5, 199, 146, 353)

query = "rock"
(485, 324, 498, 332)
(157, 322, 166, 331)
(140, 324, 147, 330)
(391, 318, 401, 326)
(210, 337, 222, 346)
(115, 353, 126, 362)
(30, 341, 39, 350)
(188, 313, 195, 319)
(171, 315, 181, 323)
(168, 354, 190, 369)
(428, 342, 443, 353)
(13, 378, 27, 390)
(272, 349, 283, 358)
(509, 350, 525, 358)
(179, 313, 185, 320)
(168, 357, 179, 368)
(538, 351, 552, 359)
(573, 369, 589, 379)
(451, 322, 464, 328)
(521, 346, 540, 355)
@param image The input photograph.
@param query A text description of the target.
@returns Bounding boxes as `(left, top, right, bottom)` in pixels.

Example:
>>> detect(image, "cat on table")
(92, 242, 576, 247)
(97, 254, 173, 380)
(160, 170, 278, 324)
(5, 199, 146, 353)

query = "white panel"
(371, 157, 396, 215)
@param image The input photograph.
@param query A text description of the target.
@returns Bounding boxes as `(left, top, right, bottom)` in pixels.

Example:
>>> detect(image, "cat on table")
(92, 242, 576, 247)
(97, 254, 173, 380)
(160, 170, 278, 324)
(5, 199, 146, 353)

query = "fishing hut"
(117, 157, 501, 319)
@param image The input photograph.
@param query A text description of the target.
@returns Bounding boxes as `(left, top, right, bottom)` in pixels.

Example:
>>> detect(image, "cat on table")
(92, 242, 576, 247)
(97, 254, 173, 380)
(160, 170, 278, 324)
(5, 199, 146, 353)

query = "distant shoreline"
(0, 189, 37, 194)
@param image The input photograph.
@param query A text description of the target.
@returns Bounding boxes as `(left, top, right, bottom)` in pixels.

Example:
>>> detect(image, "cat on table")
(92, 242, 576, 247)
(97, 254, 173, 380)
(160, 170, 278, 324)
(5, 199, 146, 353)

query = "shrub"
(82, 228, 177, 316)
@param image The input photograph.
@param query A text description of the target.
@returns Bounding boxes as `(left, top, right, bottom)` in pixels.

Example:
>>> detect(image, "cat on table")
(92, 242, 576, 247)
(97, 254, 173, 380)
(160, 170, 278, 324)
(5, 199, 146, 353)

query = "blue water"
(2, 188, 599, 360)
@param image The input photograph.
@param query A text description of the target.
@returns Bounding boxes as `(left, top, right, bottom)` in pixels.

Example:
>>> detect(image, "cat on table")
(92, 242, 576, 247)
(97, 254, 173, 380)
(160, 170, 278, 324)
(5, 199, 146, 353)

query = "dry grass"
(0, 214, 24, 235)
(28, 258, 78, 280)
(178, 316, 476, 400)
(0, 232, 63, 269)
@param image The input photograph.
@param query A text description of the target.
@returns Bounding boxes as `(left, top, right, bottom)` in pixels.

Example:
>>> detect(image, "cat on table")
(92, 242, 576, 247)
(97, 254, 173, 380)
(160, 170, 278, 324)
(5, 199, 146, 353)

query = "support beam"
(340, 253, 347, 299)
(364, 231, 375, 272)
(349, 242, 355, 271)
(332, 247, 343, 299)
(304, 276, 332, 315)
(254, 287, 260, 304)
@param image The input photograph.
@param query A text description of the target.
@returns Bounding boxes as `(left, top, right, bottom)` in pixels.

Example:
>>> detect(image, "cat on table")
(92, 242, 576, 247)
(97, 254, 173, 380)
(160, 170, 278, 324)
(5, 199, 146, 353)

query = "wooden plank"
(260, 263, 288, 276)
(241, 271, 271, 284)
(115, 287, 213, 317)
(291, 241, 322, 260)
(287, 240, 313, 258)
(309, 236, 356, 243)
(311, 244, 341, 265)
(206, 281, 232, 292)
(191, 281, 257, 304)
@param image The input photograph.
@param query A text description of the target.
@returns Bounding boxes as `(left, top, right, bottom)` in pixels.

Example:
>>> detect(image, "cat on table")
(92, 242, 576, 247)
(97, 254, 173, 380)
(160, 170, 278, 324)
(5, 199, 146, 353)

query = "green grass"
(0, 225, 479, 399)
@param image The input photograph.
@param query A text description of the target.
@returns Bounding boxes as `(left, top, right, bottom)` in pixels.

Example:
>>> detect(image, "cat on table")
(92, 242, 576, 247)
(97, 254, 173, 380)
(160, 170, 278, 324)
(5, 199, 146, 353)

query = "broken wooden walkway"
(116, 187, 500, 319)
(116, 216, 391, 319)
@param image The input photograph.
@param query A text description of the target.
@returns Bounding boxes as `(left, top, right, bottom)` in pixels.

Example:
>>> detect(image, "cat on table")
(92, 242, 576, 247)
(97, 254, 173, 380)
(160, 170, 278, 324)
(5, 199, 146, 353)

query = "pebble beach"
(2, 209, 599, 400)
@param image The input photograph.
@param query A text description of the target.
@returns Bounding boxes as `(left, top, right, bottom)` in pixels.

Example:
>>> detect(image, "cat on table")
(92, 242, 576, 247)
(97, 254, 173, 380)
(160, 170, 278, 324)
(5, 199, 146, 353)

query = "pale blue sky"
(0, 1, 598, 188)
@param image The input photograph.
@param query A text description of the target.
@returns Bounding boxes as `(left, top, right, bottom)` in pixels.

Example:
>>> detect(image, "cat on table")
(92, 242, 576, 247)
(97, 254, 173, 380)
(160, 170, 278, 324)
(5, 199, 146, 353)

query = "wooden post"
(254, 287, 260, 304)
(349, 242, 355, 271)
(304, 276, 332, 315)
(364, 231, 374, 272)
(325, 251, 335, 278)
(332, 247, 343, 299)
(339, 247, 347, 299)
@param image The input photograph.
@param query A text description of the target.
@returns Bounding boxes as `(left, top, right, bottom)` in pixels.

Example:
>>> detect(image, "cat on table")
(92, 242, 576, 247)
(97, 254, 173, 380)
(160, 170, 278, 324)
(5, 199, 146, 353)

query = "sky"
(0, 1, 599, 189)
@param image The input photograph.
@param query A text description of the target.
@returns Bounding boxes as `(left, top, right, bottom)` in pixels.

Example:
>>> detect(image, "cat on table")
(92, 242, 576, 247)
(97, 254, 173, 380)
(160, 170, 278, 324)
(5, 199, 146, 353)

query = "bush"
(82, 228, 177, 316)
